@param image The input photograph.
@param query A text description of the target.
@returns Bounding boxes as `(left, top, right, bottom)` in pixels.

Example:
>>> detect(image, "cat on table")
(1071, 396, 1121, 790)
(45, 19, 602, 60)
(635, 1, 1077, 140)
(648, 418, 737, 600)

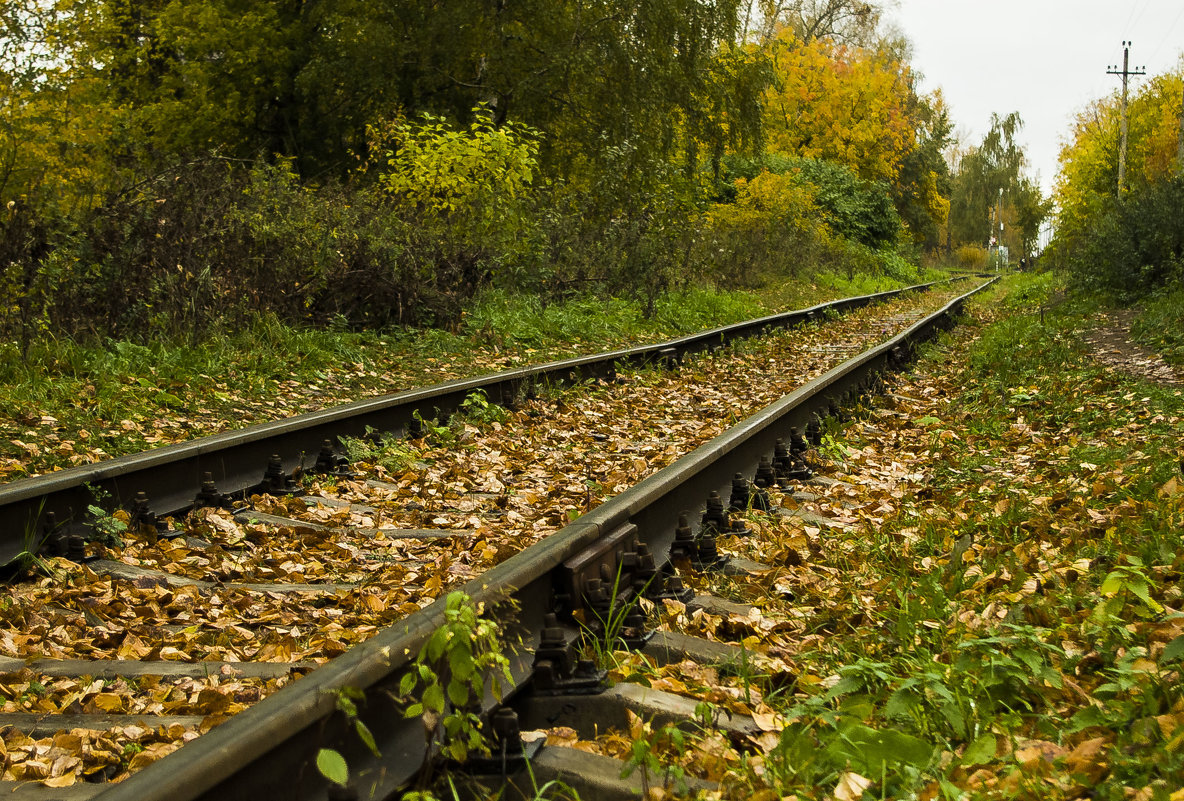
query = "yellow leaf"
(91, 692, 124, 713)
(43, 773, 77, 788)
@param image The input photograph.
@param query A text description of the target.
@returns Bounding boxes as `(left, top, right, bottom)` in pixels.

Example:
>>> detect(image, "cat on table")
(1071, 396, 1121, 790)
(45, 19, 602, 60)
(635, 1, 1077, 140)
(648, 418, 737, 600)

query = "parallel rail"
(84, 278, 995, 801)
(0, 281, 948, 567)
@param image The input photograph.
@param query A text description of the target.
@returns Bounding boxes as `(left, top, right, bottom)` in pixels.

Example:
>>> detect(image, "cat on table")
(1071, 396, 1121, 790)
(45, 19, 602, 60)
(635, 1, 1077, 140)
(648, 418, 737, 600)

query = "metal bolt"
(632, 543, 659, 595)
(129, 491, 157, 531)
(806, 416, 822, 447)
(670, 513, 699, 563)
(751, 459, 774, 511)
(701, 491, 730, 534)
(697, 526, 720, 564)
(66, 533, 86, 562)
(263, 454, 286, 488)
(313, 440, 345, 474)
(773, 439, 794, 487)
(755, 456, 777, 489)
(728, 473, 750, 513)
(194, 472, 227, 509)
(490, 707, 524, 757)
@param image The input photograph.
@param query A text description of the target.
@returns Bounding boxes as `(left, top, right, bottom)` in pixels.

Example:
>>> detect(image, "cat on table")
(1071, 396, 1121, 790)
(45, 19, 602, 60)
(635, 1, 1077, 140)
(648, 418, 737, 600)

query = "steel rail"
(0, 281, 950, 567)
(88, 277, 995, 801)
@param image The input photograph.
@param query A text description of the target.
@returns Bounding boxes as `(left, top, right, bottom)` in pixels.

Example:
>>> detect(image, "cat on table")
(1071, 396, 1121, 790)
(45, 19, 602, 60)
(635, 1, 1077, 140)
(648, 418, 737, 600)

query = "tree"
(742, 0, 883, 46)
(1012, 177, 1050, 260)
(947, 112, 1034, 251)
(891, 88, 952, 250)
(1048, 67, 1184, 295)
(761, 32, 913, 184)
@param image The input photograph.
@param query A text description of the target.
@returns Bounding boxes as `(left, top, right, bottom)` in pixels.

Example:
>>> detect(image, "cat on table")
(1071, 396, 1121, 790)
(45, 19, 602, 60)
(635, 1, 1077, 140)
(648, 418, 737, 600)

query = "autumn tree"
(761, 32, 911, 183)
(756, 28, 950, 249)
(1048, 68, 1184, 295)
(946, 112, 1047, 259)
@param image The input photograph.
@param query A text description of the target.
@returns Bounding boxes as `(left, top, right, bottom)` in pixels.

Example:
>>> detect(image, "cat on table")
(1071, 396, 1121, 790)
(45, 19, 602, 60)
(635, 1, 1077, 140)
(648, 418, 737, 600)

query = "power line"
(1121, 0, 1140, 36)
(1126, 0, 1152, 32)
(1106, 41, 1147, 195)
(1148, 5, 1184, 67)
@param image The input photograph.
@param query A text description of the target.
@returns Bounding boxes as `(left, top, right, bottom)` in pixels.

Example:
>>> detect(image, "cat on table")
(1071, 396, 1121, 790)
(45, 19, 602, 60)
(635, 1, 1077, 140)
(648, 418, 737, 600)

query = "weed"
(87, 504, 128, 546)
(8, 519, 51, 579)
(340, 430, 421, 476)
(457, 389, 511, 426)
(411, 409, 457, 446)
(397, 592, 515, 774)
(621, 718, 692, 797)
(314, 684, 383, 789)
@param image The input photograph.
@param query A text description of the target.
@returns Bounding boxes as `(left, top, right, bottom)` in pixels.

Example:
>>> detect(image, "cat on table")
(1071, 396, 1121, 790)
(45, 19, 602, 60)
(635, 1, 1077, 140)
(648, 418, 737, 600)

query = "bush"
(1050, 174, 1184, 299)
(954, 244, 988, 271)
(0, 132, 927, 349)
(717, 153, 901, 249)
(702, 171, 826, 286)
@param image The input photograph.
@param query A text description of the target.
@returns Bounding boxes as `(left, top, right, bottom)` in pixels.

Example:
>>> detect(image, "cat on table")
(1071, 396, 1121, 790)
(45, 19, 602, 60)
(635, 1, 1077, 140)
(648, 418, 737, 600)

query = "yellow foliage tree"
(760, 31, 913, 184)
(1056, 70, 1184, 204)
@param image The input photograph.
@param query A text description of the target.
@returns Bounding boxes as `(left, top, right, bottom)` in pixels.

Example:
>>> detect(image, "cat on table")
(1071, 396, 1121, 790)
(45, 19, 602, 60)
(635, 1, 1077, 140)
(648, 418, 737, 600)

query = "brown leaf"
(195, 688, 232, 715)
(128, 742, 181, 772)
(1062, 736, 1109, 783)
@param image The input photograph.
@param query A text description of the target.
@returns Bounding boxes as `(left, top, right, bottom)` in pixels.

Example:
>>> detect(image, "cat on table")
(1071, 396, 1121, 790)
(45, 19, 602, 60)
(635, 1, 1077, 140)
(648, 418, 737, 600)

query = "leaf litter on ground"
(2, 285, 976, 785)
(574, 274, 1184, 800)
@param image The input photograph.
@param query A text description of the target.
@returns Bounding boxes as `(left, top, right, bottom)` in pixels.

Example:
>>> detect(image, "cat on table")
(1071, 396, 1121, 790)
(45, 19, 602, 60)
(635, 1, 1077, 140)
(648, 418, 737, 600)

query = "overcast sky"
(887, 0, 1184, 198)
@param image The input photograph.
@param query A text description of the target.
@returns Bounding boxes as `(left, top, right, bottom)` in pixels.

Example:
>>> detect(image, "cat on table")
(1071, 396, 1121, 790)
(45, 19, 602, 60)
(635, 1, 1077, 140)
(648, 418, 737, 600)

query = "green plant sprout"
(397, 591, 514, 782)
(315, 685, 381, 789)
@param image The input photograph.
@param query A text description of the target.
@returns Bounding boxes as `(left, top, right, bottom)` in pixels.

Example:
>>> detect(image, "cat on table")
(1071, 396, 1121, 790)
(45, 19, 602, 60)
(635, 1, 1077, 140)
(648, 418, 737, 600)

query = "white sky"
(887, 0, 1184, 198)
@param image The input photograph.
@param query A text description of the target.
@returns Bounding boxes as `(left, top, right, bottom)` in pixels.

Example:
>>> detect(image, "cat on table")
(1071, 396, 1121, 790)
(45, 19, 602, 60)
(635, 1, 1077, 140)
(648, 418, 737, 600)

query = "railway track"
(0, 278, 993, 798)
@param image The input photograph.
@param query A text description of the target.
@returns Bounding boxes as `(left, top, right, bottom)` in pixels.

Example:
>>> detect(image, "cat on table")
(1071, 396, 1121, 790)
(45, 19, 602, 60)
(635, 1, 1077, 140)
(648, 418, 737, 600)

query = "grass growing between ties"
(598, 273, 1184, 799)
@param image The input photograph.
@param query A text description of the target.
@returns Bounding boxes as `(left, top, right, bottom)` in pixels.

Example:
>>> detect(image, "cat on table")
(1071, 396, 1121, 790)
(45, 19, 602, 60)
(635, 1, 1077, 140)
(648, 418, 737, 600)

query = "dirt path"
(1082, 308, 1181, 385)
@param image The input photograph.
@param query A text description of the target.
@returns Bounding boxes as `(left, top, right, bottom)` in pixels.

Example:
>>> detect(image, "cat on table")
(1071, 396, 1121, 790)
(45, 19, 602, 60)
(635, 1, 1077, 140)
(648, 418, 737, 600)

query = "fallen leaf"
(834, 771, 872, 801)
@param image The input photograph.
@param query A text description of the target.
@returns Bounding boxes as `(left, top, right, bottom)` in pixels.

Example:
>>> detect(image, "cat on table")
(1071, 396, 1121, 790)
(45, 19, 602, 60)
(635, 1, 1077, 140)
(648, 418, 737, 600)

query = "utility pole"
(1107, 41, 1146, 196)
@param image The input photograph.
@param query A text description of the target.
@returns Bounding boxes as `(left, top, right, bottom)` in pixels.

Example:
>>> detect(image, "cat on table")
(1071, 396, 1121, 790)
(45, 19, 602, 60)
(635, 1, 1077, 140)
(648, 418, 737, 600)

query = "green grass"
(1131, 283, 1184, 366)
(754, 263, 948, 311)
(695, 271, 1184, 799)
(461, 286, 768, 348)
